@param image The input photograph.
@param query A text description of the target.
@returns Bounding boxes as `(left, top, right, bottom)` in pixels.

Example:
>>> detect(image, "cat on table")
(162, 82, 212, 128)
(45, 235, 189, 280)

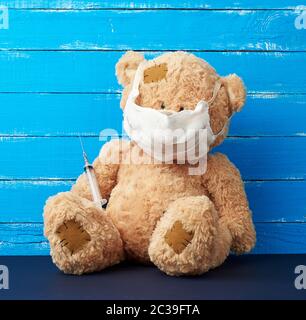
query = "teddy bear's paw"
(164, 220, 194, 255)
(221, 214, 256, 255)
(148, 196, 230, 276)
(44, 192, 124, 275)
(231, 227, 256, 255)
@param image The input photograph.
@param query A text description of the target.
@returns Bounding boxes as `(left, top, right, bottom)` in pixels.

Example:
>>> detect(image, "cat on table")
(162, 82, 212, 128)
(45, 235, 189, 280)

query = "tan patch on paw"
(164, 220, 194, 254)
(56, 220, 91, 255)
(144, 63, 168, 83)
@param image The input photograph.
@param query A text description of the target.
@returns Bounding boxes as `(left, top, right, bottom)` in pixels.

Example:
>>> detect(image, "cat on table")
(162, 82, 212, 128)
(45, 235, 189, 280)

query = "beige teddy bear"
(44, 51, 256, 276)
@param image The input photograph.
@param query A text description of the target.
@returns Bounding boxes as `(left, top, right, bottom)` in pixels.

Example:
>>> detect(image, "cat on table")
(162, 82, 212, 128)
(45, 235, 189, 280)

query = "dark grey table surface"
(0, 255, 306, 300)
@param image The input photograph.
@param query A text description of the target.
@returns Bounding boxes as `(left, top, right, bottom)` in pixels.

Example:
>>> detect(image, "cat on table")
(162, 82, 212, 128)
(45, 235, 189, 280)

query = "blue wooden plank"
(253, 223, 306, 254)
(0, 94, 123, 137)
(0, 93, 305, 137)
(230, 94, 306, 137)
(0, 137, 103, 179)
(0, 223, 49, 255)
(0, 51, 305, 94)
(0, 10, 305, 50)
(1, 223, 306, 255)
(245, 181, 306, 223)
(0, 180, 72, 222)
(2, 1, 303, 9)
(0, 180, 305, 223)
(0, 137, 305, 180)
(216, 137, 306, 180)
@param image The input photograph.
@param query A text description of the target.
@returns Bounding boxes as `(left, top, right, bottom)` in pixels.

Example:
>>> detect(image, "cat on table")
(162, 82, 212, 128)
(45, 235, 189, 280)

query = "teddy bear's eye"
(179, 107, 184, 112)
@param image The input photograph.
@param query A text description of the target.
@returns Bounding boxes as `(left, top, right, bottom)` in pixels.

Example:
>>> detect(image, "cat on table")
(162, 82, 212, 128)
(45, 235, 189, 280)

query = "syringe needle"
(79, 136, 88, 161)
(79, 135, 85, 152)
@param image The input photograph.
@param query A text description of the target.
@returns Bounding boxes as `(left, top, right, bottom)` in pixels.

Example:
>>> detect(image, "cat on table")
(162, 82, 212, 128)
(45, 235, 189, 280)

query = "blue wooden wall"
(0, 1, 306, 255)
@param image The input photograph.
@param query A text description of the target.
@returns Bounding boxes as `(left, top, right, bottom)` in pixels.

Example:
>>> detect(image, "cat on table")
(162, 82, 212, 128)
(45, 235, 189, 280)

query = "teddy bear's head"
(116, 51, 246, 148)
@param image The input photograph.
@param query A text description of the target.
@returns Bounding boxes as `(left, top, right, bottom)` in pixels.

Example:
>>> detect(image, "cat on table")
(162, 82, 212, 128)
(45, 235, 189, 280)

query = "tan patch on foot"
(164, 220, 194, 254)
(56, 220, 91, 255)
(144, 63, 168, 83)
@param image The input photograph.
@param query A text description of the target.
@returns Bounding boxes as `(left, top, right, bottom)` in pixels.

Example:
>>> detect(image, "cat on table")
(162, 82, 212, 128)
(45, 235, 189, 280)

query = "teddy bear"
(44, 51, 256, 276)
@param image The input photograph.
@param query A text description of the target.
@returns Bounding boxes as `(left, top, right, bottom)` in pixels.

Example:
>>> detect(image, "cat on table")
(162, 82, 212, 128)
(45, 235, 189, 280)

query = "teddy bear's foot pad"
(148, 195, 230, 276)
(56, 219, 91, 255)
(44, 191, 125, 275)
(164, 220, 194, 254)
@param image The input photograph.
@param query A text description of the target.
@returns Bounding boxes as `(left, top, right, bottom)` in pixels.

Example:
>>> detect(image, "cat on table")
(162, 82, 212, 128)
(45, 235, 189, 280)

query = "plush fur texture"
(44, 51, 255, 276)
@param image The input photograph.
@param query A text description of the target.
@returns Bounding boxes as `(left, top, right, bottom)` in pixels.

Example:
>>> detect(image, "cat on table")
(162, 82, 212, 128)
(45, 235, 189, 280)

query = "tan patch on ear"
(164, 220, 194, 254)
(56, 220, 91, 255)
(144, 63, 168, 83)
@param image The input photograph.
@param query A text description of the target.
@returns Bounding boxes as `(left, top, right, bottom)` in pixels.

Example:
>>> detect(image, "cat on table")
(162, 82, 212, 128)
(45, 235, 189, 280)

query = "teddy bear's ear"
(222, 74, 246, 112)
(115, 51, 145, 87)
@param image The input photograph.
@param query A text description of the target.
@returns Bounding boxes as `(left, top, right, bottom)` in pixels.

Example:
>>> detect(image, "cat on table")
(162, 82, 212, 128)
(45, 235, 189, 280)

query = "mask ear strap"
(208, 81, 222, 106)
(130, 61, 146, 98)
(214, 112, 235, 138)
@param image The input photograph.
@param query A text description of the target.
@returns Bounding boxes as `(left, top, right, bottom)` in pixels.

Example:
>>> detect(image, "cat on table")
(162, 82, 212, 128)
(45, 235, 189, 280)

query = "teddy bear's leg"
(148, 196, 232, 276)
(44, 191, 124, 275)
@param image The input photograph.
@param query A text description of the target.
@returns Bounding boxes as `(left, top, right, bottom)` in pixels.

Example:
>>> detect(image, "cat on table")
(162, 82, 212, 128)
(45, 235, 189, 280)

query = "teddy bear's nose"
(179, 107, 185, 112)
(161, 104, 166, 109)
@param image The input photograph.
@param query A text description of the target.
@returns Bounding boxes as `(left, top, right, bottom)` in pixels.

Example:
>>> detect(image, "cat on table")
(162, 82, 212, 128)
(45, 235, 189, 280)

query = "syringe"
(79, 137, 107, 209)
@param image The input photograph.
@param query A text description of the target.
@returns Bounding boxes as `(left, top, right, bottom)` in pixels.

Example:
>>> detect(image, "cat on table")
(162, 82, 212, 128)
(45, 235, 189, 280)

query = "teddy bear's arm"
(204, 153, 256, 254)
(71, 140, 127, 201)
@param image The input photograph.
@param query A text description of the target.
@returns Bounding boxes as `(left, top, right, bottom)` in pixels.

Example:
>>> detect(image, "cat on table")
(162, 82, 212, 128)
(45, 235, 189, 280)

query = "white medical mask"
(123, 61, 230, 164)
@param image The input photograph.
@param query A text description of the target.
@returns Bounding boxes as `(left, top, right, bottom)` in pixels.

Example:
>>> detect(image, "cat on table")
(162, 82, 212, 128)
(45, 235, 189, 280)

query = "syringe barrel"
(84, 165, 106, 208)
